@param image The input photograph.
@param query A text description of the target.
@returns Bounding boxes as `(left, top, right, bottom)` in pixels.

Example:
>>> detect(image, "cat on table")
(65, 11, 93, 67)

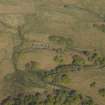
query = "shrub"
(48, 35, 73, 50)
(81, 96, 95, 105)
(54, 55, 64, 64)
(98, 88, 105, 97)
(72, 55, 85, 66)
(90, 81, 96, 87)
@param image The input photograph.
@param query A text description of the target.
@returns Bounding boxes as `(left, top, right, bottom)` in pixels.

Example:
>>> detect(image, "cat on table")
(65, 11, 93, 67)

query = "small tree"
(98, 88, 105, 97)
(90, 81, 96, 87)
(54, 55, 64, 64)
(72, 55, 85, 66)
(81, 96, 94, 105)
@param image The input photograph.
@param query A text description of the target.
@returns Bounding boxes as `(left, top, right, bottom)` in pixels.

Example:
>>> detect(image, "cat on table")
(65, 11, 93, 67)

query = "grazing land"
(0, 0, 105, 105)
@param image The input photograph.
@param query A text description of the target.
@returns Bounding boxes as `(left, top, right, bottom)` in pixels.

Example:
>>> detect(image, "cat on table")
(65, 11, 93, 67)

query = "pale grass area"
(65, 70, 105, 105)
(0, 0, 34, 14)
(17, 50, 57, 70)
(17, 49, 73, 70)
(0, 34, 14, 100)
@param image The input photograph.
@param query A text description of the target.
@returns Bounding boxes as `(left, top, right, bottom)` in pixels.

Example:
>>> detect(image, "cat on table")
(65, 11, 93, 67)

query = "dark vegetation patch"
(98, 88, 105, 97)
(1, 89, 96, 105)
